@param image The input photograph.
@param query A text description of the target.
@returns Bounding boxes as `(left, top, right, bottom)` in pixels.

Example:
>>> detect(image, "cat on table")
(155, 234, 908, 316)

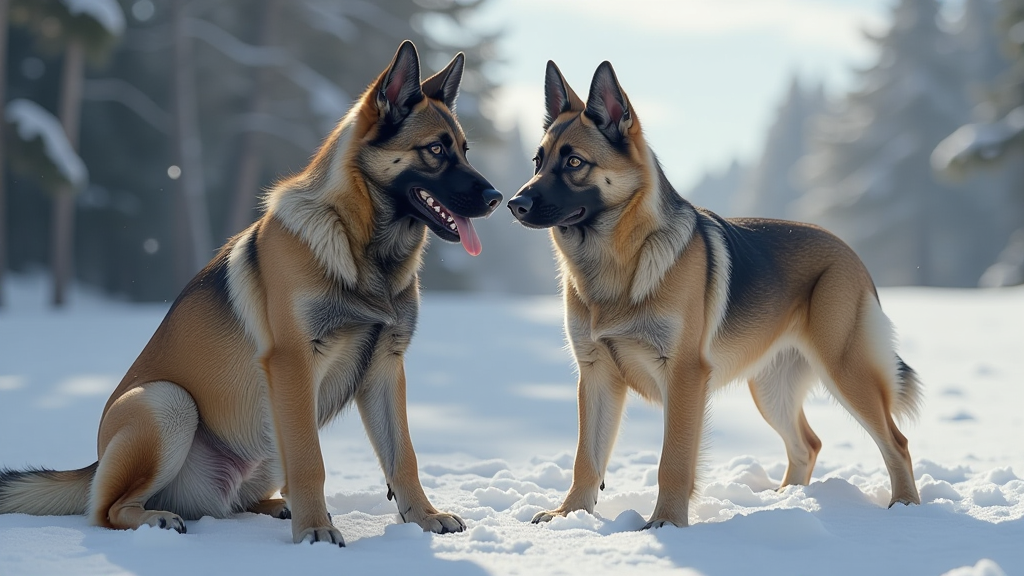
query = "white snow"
(5, 99, 88, 190)
(60, 0, 126, 37)
(0, 274, 1021, 575)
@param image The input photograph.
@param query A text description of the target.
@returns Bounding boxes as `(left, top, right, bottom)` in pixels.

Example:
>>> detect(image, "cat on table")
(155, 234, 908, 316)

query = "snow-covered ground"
(0, 274, 1021, 576)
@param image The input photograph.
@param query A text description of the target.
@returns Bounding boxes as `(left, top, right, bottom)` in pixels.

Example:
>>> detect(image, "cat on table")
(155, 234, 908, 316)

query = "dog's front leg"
(645, 355, 709, 529)
(264, 347, 343, 546)
(356, 354, 466, 534)
(533, 360, 627, 523)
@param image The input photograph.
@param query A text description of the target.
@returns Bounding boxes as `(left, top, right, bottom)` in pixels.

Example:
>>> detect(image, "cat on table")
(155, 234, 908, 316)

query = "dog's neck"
(553, 155, 697, 304)
(265, 111, 427, 296)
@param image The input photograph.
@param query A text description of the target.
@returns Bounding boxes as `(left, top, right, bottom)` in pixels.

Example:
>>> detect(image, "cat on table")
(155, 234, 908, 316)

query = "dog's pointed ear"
(584, 61, 634, 143)
(375, 40, 424, 124)
(422, 52, 464, 112)
(544, 60, 584, 131)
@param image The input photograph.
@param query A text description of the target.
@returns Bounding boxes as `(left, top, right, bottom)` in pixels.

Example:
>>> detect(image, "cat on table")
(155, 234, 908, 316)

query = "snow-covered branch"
(5, 99, 88, 189)
(228, 113, 318, 151)
(82, 78, 171, 133)
(60, 0, 126, 37)
(185, 17, 350, 122)
(301, 0, 413, 40)
(931, 106, 1024, 175)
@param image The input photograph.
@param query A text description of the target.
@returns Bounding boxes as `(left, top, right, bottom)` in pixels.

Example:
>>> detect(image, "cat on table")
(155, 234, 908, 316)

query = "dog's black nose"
(482, 188, 503, 210)
(508, 195, 533, 217)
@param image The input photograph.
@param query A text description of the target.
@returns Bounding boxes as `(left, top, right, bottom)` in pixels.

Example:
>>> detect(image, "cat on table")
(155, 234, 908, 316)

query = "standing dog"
(0, 41, 501, 545)
(508, 61, 921, 529)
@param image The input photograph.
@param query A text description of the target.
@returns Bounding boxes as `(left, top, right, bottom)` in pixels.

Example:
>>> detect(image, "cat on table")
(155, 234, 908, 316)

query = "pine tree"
(7, 0, 124, 306)
(3, 0, 520, 301)
(933, 0, 1024, 286)
(0, 0, 9, 307)
(795, 0, 986, 286)
(683, 160, 748, 217)
(732, 77, 825, 220)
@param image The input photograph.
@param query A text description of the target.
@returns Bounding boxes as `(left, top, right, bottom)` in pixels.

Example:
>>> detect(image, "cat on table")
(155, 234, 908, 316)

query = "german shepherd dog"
(0, 41, 501, 545)
(508, 61, 922, 529)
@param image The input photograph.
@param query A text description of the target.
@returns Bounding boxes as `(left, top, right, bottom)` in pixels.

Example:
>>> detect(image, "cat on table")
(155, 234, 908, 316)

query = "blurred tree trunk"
(51, 38, 85, 307)
(0, 0, 8, 308)
(226, 0, 281, 238)
(171, 0, 212, 287)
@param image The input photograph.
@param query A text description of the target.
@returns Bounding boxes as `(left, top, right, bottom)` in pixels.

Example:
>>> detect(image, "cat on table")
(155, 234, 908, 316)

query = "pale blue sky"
(469, 0, 903, 190)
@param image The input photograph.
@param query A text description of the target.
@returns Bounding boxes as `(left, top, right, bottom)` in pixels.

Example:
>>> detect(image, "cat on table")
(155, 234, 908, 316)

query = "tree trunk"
(0, 0, 9, 307)
(171, 0, 212, 287)
(51, 38, 85, 307)
(226, 0, 281, 238)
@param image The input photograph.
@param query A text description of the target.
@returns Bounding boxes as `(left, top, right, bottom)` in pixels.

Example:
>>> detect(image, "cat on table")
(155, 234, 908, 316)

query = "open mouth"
(556, 207, 586, 227)
(411, 188, 482, 256)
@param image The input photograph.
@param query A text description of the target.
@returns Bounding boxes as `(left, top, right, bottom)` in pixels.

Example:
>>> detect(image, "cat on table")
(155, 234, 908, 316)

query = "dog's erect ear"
(375, 40, 424, 124)
(422, 52, 464, 112)
(585, 61, 634, 143)
(544, 60, 584, 131)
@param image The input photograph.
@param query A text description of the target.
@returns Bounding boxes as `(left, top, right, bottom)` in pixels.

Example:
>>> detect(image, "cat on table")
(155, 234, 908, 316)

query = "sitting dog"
(0, 40, 501, 545)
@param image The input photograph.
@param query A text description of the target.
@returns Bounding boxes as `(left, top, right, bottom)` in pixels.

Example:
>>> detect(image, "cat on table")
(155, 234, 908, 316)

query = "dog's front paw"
(642, 517, 683, 530)
(294, 526, 345, 547)
(532, 509, 570, 524)
(414, 512, 466, 534)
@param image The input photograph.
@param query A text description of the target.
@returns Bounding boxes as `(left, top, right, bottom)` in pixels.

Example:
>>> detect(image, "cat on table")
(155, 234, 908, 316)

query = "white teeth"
(446, 215, 453, 223)
(419, 190, 429, 200)
(427, 198, 434, 206)
(434, 205, 441, 213)
(449, 223, 457, 230)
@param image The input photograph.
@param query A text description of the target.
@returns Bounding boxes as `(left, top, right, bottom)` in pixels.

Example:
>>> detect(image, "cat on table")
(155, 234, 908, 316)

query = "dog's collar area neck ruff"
(411, 187, 482, 256)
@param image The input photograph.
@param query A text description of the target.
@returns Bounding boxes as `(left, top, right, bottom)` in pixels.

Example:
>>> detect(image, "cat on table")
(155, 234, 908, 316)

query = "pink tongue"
(451, 214, 482, 256)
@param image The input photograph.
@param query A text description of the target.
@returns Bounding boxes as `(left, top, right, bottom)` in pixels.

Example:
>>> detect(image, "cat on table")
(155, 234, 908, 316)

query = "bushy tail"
(0, 463, 97, 516)
(893, 357, 923, 422)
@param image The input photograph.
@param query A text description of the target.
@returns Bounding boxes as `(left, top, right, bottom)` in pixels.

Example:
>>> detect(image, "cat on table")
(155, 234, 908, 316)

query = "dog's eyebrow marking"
(559, 144, 574, 158)
(439, 133, 454, 148)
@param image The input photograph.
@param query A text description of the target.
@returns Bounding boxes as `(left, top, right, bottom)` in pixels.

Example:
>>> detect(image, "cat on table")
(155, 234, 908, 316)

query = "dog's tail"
(892, 357, 923, 422)
(0, 463, 97, 516)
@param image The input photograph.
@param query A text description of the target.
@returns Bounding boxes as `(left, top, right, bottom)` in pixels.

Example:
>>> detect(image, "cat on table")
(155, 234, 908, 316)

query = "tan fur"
(0, 41, 493, 545)
(514, 61, 922, 529)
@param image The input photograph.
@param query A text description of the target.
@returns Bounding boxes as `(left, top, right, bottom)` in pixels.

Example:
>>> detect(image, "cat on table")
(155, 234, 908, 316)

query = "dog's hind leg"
(747, 349, 821, 488)
(806, 280, 920, 507)
(241, 460, 290, 519)
(90, 381, 198, 532)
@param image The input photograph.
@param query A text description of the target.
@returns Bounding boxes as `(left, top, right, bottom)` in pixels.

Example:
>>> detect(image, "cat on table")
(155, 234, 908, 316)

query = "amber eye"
(429, 143, 443, 155)
(566, 156, 583, 168)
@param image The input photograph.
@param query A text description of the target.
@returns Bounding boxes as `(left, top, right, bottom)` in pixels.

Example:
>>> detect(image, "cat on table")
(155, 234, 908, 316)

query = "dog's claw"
(296, 526, 345, 547)
(143, 511, 186, 534)
(415, 512, 466, 534)
(531, 509, 565, 524)
(642, 519, 680, 530)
